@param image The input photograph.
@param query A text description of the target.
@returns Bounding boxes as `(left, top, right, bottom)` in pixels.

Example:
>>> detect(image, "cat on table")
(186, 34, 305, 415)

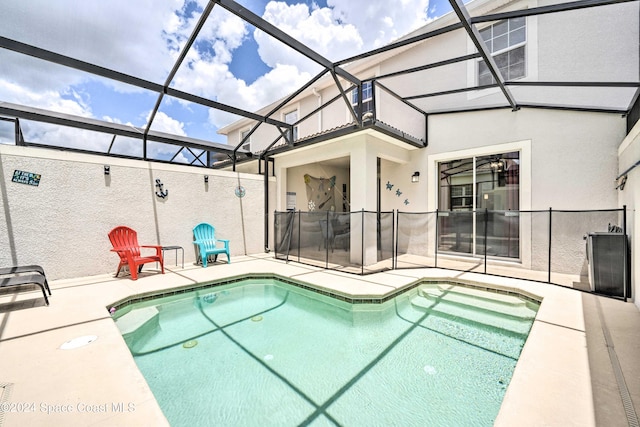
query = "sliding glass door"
(438, 151, 520, 259)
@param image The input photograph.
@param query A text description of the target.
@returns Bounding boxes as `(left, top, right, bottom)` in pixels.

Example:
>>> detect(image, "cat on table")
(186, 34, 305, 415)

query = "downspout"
(312, 87, 322, 131)
(264, 155, 270, 252)
(260, 135, 286, 253)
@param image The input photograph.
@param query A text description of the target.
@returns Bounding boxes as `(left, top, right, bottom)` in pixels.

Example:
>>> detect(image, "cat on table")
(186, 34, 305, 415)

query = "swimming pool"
(112, 277, 539, 426)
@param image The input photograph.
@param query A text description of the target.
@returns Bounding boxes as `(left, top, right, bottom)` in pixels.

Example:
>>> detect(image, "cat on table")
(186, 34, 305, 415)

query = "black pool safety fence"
(274, 207, 631, 301)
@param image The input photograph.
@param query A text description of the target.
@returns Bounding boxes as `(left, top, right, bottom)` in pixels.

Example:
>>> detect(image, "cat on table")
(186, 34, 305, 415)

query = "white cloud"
(0, 80, 92, 118)
(256, 2, 363, 73)
(0, 0, 198, 150)
(1, 0, 186, 91)
(172, 43, 311, 128)
(147, 111, 188, 136)
(328, 0, 430, 48)
(207, 63, 312, 128)
(254, 0, 429, 71)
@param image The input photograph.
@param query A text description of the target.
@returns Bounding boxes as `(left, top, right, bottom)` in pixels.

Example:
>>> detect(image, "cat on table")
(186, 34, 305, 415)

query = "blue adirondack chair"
(193, 223, 230, 267)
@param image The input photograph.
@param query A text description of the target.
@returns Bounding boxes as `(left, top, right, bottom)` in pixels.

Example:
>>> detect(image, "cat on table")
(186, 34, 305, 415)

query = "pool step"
(409, 295, 531, 359)
(418, 284, 535, 319)
(115, 306, 160, 349)
(410, 289, 536, 336)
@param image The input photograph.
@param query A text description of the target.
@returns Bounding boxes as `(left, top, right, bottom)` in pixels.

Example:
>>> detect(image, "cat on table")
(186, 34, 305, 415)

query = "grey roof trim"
(261, 119, 425, 158)
(471, 0, 638, 24)
(426, 104, 628, 115)
(517, 103, 629, 114)
(506, 81, 640, 88)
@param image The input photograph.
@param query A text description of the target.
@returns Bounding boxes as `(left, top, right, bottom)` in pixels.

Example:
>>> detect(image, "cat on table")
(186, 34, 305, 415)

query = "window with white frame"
(478, 17, 526, 85)
(351, 81, 373, 117)
(240, 129, 251, 151)
(284, 110, 298, 141)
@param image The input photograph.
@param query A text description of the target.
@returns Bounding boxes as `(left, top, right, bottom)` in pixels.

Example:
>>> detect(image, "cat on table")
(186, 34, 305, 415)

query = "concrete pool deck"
(0, 253, 638, 426)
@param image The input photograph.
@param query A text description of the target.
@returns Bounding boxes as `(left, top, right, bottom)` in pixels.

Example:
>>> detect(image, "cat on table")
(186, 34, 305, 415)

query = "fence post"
(435, 209, 439, 268)
(484, 208, 488, 274)
(361, 209, 365, 275)
(274, 210, 278, 260)
(548, 207, 552, 283)
(623, 205, 628, 301)
(297, 209, 301, 262)
(393, 210, 397, 270)
(324, 210, 328, 269)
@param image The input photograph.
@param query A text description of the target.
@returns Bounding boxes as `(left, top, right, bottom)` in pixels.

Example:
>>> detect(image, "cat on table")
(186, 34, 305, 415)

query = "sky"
(0, 0, 452, 158)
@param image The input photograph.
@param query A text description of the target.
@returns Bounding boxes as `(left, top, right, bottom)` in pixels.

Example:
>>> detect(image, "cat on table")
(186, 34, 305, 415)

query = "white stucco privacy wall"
(0, 145, 275, 280)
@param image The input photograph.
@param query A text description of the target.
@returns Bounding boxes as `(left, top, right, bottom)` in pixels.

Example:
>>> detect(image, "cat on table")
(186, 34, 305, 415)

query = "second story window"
(240, 129, 251, 151)
(284, 110, 298, 141)
(478, 17, 526, 85)
(351, 81, 373, 117)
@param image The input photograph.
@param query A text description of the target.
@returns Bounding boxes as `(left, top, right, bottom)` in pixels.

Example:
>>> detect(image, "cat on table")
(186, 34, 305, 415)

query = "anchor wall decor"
(155, 179, 168, 199)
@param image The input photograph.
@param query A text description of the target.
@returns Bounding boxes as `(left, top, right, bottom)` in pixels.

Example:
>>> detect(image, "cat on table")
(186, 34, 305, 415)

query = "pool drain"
(251, 315, 263, 322)
(202, 293, 217, 304)
(183, 340, 198, 349)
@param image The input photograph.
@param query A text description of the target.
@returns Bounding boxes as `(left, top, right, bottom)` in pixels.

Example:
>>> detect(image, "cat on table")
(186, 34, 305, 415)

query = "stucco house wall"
(425, 108, 623, 210)
(0, 145, 275, 280)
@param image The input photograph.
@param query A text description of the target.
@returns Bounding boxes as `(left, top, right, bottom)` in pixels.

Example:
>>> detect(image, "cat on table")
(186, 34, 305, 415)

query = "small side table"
(161, 246, 184, 269)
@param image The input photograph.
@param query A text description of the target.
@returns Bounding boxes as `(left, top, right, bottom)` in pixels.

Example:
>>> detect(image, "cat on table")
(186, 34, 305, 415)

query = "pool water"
(113, 279, 539, 426)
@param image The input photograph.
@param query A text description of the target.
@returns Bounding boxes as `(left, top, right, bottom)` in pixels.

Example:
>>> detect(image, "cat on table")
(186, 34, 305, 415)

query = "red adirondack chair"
(108, 226, 164, 280)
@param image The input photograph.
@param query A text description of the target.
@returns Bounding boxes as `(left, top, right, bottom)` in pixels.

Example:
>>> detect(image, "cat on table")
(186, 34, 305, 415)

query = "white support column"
(349, 139, 378, 265)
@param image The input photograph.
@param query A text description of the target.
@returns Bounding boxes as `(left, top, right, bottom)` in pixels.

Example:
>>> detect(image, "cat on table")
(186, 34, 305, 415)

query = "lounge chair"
(0, 265, 51, 305)
(0, 265, 51, 295)
(193, 223, 230, 267)
(108, 226, 165, 280)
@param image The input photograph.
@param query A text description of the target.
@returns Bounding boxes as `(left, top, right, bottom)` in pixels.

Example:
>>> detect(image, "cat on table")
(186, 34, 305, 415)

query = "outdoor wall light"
(411, 171, 420, 183)
(104, 165, 110, 175)
(204, 175, 209, 183)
